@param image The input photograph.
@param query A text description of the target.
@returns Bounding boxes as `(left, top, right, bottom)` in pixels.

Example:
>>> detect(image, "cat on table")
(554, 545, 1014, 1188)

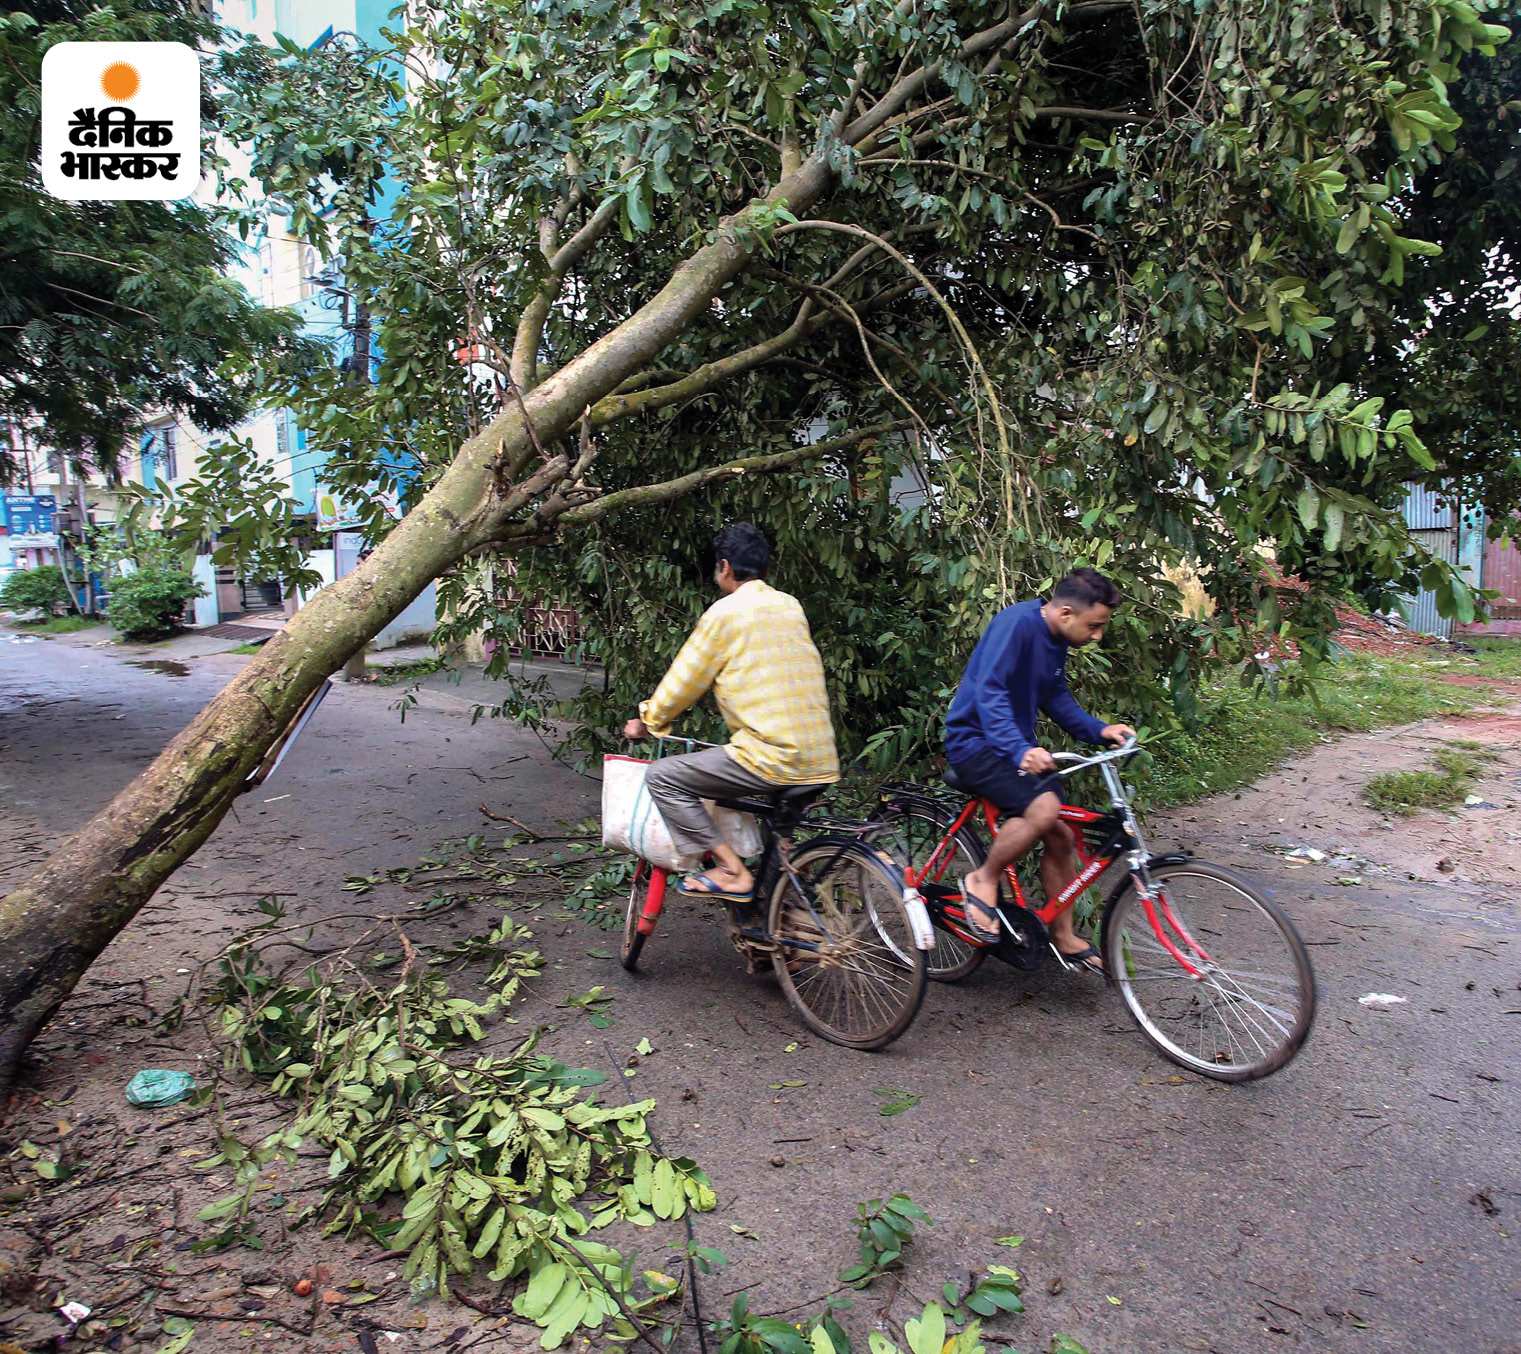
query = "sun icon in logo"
(100, 61, 140, 103)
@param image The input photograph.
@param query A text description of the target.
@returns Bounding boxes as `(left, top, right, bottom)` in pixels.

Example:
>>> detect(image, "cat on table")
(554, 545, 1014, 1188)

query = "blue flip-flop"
(678, 871, 754, 903)
(956, 876, 1002, 944)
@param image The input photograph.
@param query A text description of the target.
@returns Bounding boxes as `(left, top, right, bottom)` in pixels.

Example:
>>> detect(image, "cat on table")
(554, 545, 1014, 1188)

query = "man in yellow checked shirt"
(623, 523, 839, 906)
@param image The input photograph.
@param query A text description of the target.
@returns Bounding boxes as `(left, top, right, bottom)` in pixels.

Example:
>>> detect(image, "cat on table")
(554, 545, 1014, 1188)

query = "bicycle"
(871, 739, 1317, 1081)
(620, 738, 933, 1051)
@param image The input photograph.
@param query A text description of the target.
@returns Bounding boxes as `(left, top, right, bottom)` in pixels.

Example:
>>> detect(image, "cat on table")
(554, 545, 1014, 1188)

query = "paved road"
(1, 632, 1516, 1354)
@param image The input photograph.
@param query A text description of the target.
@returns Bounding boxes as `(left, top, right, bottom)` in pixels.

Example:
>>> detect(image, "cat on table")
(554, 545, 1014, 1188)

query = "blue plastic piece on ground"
(125, 1069, 197, 1108)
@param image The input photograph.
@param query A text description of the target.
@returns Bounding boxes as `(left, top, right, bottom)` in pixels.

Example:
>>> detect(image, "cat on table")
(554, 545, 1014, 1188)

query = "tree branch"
(844, 2, 1045, 147)
(511, 187, 626, 392)
(555, 421, 913, 528)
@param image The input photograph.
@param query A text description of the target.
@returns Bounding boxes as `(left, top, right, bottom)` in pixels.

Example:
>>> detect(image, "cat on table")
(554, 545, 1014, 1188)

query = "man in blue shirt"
(946, 569, 1134, 972)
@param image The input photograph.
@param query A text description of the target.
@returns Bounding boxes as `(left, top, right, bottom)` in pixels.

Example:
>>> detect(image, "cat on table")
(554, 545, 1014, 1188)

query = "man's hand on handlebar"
(1020, 746, 1058, 774)
(1101, 724, 1137, 747)
(623, 717, 649, 740)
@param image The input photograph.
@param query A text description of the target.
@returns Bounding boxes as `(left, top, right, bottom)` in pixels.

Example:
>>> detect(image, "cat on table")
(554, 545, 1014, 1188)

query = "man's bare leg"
(1039, 822, 1099, 964)
(961, 792, 1063, 934)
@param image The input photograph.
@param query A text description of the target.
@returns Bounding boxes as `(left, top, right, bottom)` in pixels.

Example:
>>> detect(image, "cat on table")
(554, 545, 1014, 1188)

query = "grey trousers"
(644, 745, 776, 856)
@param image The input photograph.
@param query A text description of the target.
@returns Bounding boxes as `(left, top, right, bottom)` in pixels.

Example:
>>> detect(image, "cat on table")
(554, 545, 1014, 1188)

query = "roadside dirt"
(2, 631, 1518, 1354)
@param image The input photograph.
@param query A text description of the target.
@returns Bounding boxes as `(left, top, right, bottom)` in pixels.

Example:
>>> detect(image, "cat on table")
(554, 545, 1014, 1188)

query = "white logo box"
(40, 41, 200, 201)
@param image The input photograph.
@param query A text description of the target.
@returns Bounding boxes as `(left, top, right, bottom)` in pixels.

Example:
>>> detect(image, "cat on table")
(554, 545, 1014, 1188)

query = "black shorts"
(948, 745, 1063, 816)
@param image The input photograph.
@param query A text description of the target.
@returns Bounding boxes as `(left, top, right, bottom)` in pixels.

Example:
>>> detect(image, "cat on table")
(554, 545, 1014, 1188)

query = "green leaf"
(1322, 503, 1344, 552)
(1295, 485, 1319, 531)
(515, 1262, 569, 1322)
(904, 1303, 946, 1354)
(751, 1319, 812, 1354)
(873, 1088, 919, 1116)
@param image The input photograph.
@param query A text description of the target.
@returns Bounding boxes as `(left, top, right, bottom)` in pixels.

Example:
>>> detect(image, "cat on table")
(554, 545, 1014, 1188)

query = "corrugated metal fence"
(1401, 484, 1458, 638)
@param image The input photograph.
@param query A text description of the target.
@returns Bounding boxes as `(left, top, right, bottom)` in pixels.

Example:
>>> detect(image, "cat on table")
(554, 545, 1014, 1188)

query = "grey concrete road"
(0, 631, 1516, 1354)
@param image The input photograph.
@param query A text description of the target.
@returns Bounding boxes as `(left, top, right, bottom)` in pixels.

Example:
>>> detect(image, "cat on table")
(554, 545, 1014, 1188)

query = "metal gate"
(1401, 485, 1458, 638)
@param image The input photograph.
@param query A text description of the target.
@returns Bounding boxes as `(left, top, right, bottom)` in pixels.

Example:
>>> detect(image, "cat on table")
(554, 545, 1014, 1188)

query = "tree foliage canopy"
(1354, 0, 1521, 528)
(0, 1, 313, 480)
(208, 0, 1507, 767)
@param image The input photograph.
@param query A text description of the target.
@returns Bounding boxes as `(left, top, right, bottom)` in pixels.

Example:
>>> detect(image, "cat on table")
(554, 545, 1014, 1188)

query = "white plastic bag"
(601, 754, 764, 870)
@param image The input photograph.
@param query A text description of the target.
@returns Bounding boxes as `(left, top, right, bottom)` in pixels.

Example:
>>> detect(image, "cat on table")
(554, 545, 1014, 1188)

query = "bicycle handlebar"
(1049, 735, 1141, 778)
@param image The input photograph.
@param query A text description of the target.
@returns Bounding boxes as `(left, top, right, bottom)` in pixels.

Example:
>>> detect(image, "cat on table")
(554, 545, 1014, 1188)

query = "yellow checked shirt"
(639, 580, 840, 785)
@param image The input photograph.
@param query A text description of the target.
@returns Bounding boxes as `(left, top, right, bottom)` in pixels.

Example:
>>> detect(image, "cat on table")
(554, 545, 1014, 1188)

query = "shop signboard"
(2, 494, 59, 549)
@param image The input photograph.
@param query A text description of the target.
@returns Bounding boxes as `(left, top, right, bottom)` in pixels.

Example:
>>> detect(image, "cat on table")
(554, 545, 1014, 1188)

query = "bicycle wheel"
(872, 796, 987, 982)
(1102, 861, 1316, 1082)
(769, 836, 928, 1050)
(621, 859, 658, 971)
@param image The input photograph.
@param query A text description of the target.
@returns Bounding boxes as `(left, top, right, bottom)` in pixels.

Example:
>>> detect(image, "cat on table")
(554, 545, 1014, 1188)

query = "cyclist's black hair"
(1052, 567, 1122, 611)
(713, 522, 771, 581)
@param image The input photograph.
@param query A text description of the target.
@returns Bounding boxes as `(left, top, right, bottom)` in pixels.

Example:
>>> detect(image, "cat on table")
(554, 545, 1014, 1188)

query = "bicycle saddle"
(712, 783, 828, 816)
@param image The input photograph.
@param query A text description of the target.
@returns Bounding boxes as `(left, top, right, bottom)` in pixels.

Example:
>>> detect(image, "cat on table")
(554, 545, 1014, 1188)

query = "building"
(1400, 484, 1520, 639)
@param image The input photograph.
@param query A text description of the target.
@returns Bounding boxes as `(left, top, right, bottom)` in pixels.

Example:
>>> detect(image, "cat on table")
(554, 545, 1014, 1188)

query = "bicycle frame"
(626, 774, 861, 958)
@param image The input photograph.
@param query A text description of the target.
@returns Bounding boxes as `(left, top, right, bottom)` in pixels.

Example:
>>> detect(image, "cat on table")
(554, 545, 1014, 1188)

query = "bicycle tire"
(872, 796, 988, 982)
(621, 859, 651, 971)
(1102, 861, 1316, 1082)
(768, 835, 928, 1050)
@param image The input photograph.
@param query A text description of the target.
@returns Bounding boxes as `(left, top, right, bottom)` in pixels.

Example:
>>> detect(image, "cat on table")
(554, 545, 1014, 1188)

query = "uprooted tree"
(0, 0, 1505, 1096)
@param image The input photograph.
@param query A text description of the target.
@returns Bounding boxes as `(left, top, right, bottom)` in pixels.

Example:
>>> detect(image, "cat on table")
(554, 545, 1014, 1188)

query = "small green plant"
(1364, 742, 1499, 815)
(940, 1267, 1025, 1322)
(840, 1194, 929, 1287)
(107, 564, 204, 640)
(370, 654, 449, 685)
(714, 1290, 851, 1354)
(867, 1301, 986, 1354)
(2, 564, 70, 615)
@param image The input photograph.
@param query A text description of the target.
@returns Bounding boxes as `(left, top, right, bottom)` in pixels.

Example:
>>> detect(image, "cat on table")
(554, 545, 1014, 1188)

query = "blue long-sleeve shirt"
(945, 599, 1107, 765)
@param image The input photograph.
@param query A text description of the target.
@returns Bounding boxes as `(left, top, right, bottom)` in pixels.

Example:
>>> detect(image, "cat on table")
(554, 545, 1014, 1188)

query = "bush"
(1, 565, 71, 616)
(107, 565, 204, 640)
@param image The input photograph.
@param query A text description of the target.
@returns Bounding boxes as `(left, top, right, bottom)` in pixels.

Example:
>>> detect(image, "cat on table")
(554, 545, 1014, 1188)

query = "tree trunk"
(0, 161, 833, 1101)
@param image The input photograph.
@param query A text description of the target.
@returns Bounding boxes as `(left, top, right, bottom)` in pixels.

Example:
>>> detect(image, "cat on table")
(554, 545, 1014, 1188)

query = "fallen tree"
(0, 0, 1502, 1098)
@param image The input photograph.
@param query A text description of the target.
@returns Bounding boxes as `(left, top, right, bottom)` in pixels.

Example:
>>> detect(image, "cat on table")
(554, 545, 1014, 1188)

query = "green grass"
(1467, 636, 1521, 677)
(224, 641, 268, 654)
(369, 655, 448, 686)
(1363, 744, 1500, 816)
(6, 614, 101, 634)
(1137, 652, 1479, 808)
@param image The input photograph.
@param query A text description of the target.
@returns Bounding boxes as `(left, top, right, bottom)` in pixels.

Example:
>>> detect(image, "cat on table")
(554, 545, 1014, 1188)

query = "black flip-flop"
(1052, 942, 1104, 976)
(956, 876, 1002, 945)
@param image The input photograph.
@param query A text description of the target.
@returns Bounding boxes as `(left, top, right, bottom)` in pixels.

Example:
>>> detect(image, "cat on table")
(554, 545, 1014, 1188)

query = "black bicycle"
(621, 739, 933, 1050)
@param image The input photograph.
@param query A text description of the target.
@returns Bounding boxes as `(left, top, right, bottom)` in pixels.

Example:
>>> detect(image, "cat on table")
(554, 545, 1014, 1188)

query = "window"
(298, 243, 323, 299)
(162, 425, 179, 480)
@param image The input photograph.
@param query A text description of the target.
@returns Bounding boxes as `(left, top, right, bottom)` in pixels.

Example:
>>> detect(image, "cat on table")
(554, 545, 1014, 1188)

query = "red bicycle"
(871, 739, 1316, 1081)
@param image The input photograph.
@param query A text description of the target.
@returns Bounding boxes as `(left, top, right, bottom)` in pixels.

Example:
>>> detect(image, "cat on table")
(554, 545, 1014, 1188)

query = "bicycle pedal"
(727, 922, 772, 972)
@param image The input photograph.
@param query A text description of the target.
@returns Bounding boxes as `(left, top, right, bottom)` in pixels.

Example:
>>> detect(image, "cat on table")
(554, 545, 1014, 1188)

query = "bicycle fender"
(903, 887, 935, 950)
(867, 844, 936, 951)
